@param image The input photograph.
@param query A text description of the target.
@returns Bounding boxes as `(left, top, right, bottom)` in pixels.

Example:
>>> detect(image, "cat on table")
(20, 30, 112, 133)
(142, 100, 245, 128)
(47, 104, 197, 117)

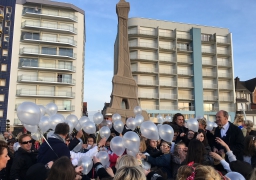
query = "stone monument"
(104, 0, 149, 122)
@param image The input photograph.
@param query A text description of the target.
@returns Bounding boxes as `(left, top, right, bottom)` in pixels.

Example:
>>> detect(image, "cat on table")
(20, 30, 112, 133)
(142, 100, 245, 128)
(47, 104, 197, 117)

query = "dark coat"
(10, 148, 37, 180)
(146, 146, 163, 158)
(68, 137, 80, 151)
(214, 122, 244, 161)
(37, 137, 70, 164)
(175, 125, 189, 143)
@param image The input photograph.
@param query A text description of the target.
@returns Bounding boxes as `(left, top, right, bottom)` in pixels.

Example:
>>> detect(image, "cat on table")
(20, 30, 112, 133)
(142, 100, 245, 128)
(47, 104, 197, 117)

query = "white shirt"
(221, 122, 229, 138)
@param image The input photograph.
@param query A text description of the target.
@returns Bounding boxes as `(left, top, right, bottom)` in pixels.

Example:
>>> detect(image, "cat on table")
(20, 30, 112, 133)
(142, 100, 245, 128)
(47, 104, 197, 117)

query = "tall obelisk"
(105, 0, 148, 122)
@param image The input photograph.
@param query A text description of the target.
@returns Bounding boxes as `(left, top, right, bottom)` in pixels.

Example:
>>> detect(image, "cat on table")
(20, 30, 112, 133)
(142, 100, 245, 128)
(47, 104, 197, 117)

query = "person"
(213, 110, 244, 161)
(176, 164, 222, 180)
(171, 113, 188, 143)
(46, 156, 82, 180)
(3, 132, 9, 141)
(146, 139, 162, 158)
(83, 134, 96, 152)
(10, 134, 37, 180)
(243, 135, 256, 168)
(233, 114, 247, 137)
(198, 117, 215, 148)
(0, 140, 10, 171)
(113, 166, 146, 180)
(37, 123, 71, 164)
(183, 129, 196, 147)
(249, 167, 256, 180)
(171, 142, 187, 178)
(244, 120, 256, 136)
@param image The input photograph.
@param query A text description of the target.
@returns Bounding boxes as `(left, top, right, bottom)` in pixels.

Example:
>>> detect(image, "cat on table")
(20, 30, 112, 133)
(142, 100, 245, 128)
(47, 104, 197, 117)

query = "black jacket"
(175, 125, 189, 143)
(214, 122, 244, 161)
(10, 148, 37, 180)
(146, 146, 163, 158)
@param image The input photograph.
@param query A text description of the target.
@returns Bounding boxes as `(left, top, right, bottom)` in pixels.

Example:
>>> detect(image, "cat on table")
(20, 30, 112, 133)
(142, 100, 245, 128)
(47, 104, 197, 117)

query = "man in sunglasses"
(10, 134, 37, 180)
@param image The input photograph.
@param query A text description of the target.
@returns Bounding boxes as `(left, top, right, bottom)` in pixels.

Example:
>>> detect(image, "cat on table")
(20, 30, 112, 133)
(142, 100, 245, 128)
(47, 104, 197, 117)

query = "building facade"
(0, 0, 85, 132)
(127, 18, 236, 121)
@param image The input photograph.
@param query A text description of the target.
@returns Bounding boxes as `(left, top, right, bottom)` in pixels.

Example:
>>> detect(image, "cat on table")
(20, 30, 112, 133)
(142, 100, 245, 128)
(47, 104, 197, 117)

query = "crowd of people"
(0, 110, 256, 180)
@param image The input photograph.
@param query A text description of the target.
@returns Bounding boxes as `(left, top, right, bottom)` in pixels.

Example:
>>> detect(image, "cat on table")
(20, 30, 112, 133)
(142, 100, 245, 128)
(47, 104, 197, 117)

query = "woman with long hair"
(243, 135, 256, 168)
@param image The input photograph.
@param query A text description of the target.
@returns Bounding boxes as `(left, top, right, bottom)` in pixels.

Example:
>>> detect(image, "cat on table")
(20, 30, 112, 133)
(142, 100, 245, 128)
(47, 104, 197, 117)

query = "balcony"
(219, 84, 232, 90)
(21, 21, 77, 34)
(177, 34, 192, 40)
(57, 105, 75, 111)
(0, 9, 3, 20)
(16, 89, 75, 98)
(219, 96, 234, 102)
(159, 32, 175, 39)
(202, 71, 217, 77)
(136, 80, 157, 86)
(23, 8, 78, 22)
(177, 47, 193, 53)
(178, 94, 194, 100)
(178, 106, 195, 111)
(19, 62, 76, 72)
(177, 57, 192, 64)
(202, 60, 216, 66)
(128, 29, 156, 37)
(17, 75, 75, 85)
(138, 92, 158, 99)
(204, 107, 219, 112)
(178, 82, 193, 88)
(130, 54, 157, 61)
(159, 105, 178, 110)
(159, 81, 176, 87)
(14, 118, 22, 125)
(218, 60, 232, 67)
(22, 34, 77, 46)
(132, 67, 157, 74)
(129, 42, 157, 49)
(217, 38, 230, 44)
(141, 105, 178, 111)
(159, 94, 177, 100)
(20, 47, 76, 59)
(217, 50, 230, 57)
(201, 48, 215, 55)
(159, 44, 175, 51)
(203, 83, 217, 89)
(159, 56, 176, 63)
(177, 70, 193, 76)
(203, 96, 218, 101)
(159, 68, 176, 74)
(218, 72, 232, 79)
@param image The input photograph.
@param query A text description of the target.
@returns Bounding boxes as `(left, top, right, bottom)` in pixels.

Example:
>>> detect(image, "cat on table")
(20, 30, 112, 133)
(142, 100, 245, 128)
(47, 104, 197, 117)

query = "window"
(2, 50, 8, 56)
(5, 21, 11, 27)
(0, 94, 4, 101)
(1, 64, 7, 71)
(42, 47, 56, 55)
(19, 58, 38, 67)
(21, 32, 40, 40)
(4, 36, 9, 42)
(6, 7, 12, 13)
(0, 79, 6, 86)
(0, 110, 3, 118)
(121, 99, 129, 109)
(23, 7, 41, 14)
(59, 48, 73, 57)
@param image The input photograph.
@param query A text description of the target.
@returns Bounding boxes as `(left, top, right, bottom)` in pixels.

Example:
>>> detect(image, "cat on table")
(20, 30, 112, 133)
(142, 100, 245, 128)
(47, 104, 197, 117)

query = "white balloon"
(45, 102, 58, 116)
(17, 102, 41, 125)
(67, 121, 74, 133)
(206, 121, 214, 131)
(13, 142, 20, 151)
(31, 131, 41, 141)
(99, 126, 110, 139)
(126, 117, 136, 131)
(78, 156, 93, 175)
(164, 115, 172, 122)
(75, 122, 82, 131)
(112, 113, 122, 122)
(134, 114, 144, 127)
(96, 151, 110, 168)
(159, 124, 174, 143)
(113, 120, 124, 134)
(73, 138, 83, 152)
(123, 131, 140, 153)
(187, 118, 199, 132)
(50, 114, 65, 130)
(133, 106, 142, 115)
(66, 114, 78, 126)
(23, 124, 38, 133)
(140, 121, 159, 140)
(39, 116, 50, 133)
(82, 121, 96, 134)
(93, 112, 103, 125)
(38, 105, 46, 117)
(126, 149, 139, 157)
(157, 115, 164, 124)
(110, 136, 125, 156)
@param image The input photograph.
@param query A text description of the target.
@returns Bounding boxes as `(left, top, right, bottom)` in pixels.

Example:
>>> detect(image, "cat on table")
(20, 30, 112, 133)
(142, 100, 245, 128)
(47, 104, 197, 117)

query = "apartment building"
(127, 18, 236, 121)
(0, 0, 85, 131)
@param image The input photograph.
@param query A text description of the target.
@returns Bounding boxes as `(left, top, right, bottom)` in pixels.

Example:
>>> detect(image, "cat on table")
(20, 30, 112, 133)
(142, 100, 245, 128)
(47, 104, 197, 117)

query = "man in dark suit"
(213, 110, 244, 161)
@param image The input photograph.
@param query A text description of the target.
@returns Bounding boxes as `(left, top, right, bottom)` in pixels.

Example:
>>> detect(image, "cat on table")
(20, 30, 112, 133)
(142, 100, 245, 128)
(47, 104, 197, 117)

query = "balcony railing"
(202, 48, 215, 54)
(159, 81, 176, 86)
(19, 62, 76, 72)
(178, 82, 193, 88)
(177, 58, 192, 63)
(159, 56, 176, 62)
(177, 47, 193, 52)
(203, 96, 218, 101)
(21, 21, 77, 34)
(217, 50, 230, 55)
(20, 47, 76, 59)
(177, 70, 193, 76)
(159, 94, 177, 99)
(16, 89, 75, 98)
(128, 29, 156, 36)
(23, 8, 78, 22)
(142, 105, 178, 110)
(129, 42, 157, 49)
(178, 95, 194, 100)
(159, 32, 174, 38)
(132, 67, 157, 73)
(218, 61, 232, 66)
(204, 107, 219, 112)
(217, 38, 229, 44)
(17, 75, 75, 85)
(159, 68, 176, 74)
(219, 96, 234, 102)
(178, 106, 195, 111)
(138, 92, 158, 99)
(202, 71, 217, 77)
(131, 54, 156, 61)
(177, 34, 191, 39)
(22, 34, 77, 46)
(57, 105, 75, 111)
(159, 44, 175, 50)
(14, 118, 22, 125)
(202, 60, 216, 66)
(203, 83, 217, 89)
(219, 84, 232, 89)
(136, 80, 157, 86)
(218, 73, 232, 78)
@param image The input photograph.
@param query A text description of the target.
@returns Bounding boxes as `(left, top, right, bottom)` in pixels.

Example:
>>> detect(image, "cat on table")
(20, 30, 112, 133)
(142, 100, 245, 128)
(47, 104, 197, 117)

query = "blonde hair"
(113, 166, 146, 180)
(234, 114, 244, 126)
(249, 167, 256, 180)
(244, 120, 254, 132)
(116, 155, 139, 170)
(198, 118, 207, 129)
(139, 137, 147, 152)
(177, 165, 222, 180)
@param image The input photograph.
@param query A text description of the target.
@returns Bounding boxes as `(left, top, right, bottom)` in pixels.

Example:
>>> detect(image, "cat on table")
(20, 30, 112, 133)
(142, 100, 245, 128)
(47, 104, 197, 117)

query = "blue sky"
(61, 0, 256, 111)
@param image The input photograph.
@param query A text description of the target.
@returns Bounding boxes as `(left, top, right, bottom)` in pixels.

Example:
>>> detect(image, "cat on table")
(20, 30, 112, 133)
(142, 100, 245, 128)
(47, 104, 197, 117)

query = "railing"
(16, 89, 75, 97)
(219, 96, 234, 102)
(218, 73, 232, 78)
(217, 50, 230, 55)
(204, 107, 219, 112)
(17, 75, 76, 85)
(20, 47, 76, 59)
(177, 70, 193, 76)
(159, 56, 176, 62)
(159, 68, 176, 74)
(202, 60, 216, 65)
(203, 83, 217, 89)
(19, 62, 76, 72)
(219, 84, 232, 89)
(57, 105, 75, 111)
(219, 107, 235, 112)
(132, 67, 157, 73)
(129, 42, 157, 49)
(178, 106, 195, 111)
(177, 57, 192, 63)
(178, 95, 194, 99)
(159, 94, 177, 99)
(159, 81, 177, 86)
(21, 21, 77, 34)
(178, 82, 193, 88)
(177, 47, 193, 51)
(136, 80, 157, 86)
(218, 60, 231, 66)
(202, 71, 217, 77)
(159, 44, 175, 50)
(217, 38, 229, 44)
(128, 29, 156, 36)
(203, 96, 218, 101)
(14, 118, 22, 125)
(23, 8, 78, 21)
(159, 32, 174, 38)
(130, 54, 156, 61)
(142, 105, 179, 110)
(138, 92, 158, 98)
(201, 48, 215, 54)
(177, 34, 191, 39)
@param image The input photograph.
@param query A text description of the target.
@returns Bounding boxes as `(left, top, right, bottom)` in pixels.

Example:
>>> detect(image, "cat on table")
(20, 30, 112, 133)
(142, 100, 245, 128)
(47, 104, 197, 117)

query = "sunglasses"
(21, 140, 33, 144)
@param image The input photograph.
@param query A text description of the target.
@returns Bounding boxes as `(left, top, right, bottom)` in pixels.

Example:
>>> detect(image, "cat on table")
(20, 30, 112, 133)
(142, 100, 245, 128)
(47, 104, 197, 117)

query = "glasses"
(21, 140, 33, 144)
(161, 144, 170, 148)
